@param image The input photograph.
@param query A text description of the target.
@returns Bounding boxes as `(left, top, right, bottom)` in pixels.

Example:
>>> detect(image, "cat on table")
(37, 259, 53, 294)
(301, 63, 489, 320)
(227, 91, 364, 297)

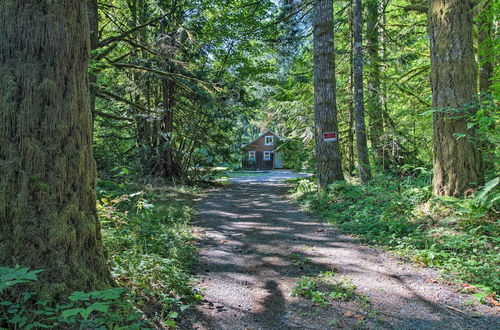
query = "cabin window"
(248, 151, 256, 160)
(263, 151, 271, 160)
(265, 136, 274, 145)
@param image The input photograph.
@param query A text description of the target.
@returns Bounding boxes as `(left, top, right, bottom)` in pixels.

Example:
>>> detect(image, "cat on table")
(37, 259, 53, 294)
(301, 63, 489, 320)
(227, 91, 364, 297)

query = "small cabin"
(241, 130, 284, 170)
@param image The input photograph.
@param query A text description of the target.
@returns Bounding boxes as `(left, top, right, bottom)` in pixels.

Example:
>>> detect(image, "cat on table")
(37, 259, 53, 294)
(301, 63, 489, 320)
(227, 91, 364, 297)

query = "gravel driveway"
(229, 170, 312, 183)
(181, 171, 499, 329)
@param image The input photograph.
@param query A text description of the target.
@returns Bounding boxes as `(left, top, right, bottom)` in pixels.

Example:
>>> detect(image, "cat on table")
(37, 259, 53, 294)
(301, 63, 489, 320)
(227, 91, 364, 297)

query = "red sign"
(323, 132, 337, 142)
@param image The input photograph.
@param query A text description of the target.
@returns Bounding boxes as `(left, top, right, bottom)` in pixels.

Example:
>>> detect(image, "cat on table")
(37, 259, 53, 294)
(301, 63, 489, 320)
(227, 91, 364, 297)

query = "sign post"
(323, 132, 337, 142)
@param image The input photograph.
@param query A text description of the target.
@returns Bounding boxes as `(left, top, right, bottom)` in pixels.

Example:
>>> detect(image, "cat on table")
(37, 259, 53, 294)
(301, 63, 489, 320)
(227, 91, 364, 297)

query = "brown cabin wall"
(242, 132, 276, 170)
(243, 132, 276, 152)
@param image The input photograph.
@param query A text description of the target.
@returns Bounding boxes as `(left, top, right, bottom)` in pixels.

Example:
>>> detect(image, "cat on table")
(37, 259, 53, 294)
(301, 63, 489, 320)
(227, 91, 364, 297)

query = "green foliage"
(473, 177, 499, 210)
(91, 0, 280, 177)
(0, 180, 202, 328)
(0, 267, 43, 295)
(97, 179, 200, 327)
(50, 288, 144, 329)
(291, 174, 500, 297)
(0, 268, 145, 329)
(290, 271, 357, 307)
(288, 252, 312, 268)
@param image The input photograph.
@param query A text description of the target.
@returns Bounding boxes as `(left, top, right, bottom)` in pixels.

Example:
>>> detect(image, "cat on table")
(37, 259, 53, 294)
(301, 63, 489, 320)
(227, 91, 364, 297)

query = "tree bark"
(428, 0, 483, 196)
(380, 0, 389, 169)
(0, 0, 112, 300)
(87, 0, 99, 132)
(478, 7, 493, 94)
(313, 0, 345, 189)
(477, 4, 495, 171)
(161, 70, 175, 178)
(347, 1, 356, 175)
(353, 0, 372, 182)
(366, 0, 384, 164)
(380, 0, 389, 130)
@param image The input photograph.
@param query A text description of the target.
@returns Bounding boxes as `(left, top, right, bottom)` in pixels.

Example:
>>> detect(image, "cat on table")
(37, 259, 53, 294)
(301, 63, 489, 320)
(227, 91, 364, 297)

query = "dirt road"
(181, 172, 499, 329)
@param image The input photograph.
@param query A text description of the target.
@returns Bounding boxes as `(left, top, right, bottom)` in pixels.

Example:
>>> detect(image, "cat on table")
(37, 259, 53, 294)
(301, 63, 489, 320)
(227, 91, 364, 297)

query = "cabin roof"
(242, 129, 281, 149)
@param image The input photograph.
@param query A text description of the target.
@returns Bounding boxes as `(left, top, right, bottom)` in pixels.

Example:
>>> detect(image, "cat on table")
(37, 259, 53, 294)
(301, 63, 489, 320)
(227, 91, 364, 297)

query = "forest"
(0, 0, 498, 329)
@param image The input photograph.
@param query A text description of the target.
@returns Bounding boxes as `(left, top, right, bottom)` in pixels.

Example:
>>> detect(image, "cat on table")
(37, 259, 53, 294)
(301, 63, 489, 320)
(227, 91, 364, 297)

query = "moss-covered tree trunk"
(0, 0, 112, 300)
(477, 4, 495, 171)
(477, 5, 493, 95)
(353, 0, 372, 183)
(348, 59, 356, 176)
(428, 0, 484, 196)
(313, 0, 345, 190)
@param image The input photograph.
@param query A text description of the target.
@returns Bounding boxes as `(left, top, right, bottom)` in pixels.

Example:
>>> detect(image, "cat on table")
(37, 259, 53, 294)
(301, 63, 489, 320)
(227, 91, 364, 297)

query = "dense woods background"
(0, 0, 498, 328)
(83, 0, 498, 189)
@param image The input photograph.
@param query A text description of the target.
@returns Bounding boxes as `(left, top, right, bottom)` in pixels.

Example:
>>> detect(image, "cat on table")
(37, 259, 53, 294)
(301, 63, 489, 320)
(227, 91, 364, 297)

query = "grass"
(288, 173, 500, 303)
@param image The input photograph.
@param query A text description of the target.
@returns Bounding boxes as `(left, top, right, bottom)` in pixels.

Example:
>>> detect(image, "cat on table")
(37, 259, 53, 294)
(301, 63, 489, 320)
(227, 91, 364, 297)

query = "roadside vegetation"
(97, 178, 202, 327)
(1, 177, 201, 329)
(289, 172, 499, 304)
(290, 270, 379, 327)
(291, 271, 358, 307)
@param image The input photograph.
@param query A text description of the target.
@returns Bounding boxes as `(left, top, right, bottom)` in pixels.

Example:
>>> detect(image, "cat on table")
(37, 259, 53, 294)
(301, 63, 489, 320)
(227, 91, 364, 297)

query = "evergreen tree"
(313, 0, 345, 190)
(0, 0, 112, 300)
(352, 0, 372, 182)
(366, 0, 384, 163)
(428, 0, 484, 196)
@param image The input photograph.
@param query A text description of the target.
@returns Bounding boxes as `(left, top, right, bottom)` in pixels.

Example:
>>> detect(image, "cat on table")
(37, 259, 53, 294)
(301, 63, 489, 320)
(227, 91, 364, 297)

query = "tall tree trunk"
(347, 1, 356, 175)
(380, 0, 389, 169)
(348, 77, 356, 176)
(428, 0, 483, 196)
(366, 0, 384, 164)
(127, 0, 154, 172)
(0, 0, 112, 300)
(161, 71, 175, 178)
(87, 0, 99, 127)
(313, 0, 345, 189)
(353, 0, 372, 182)
(477, 4, 495, 171)
(478, 6, 493, 95)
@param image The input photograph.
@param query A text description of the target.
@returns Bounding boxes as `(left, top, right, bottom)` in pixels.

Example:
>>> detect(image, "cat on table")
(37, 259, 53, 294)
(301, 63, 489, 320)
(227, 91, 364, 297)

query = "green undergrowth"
(97, 179, 202, 327)
(290, 271, 359, 307)
(1, 268, 146, 329)
(289, 173, 500, 301)
(1, 179, 201, 329)
(290, 270, 377, 326)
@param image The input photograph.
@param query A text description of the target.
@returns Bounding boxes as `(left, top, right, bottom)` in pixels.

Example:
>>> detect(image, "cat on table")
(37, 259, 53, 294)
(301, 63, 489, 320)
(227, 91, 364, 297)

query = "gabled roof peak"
(242, 129, 281, 148)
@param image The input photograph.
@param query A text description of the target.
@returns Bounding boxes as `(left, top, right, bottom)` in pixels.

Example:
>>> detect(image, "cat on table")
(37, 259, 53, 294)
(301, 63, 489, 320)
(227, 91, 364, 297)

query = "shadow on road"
(180, 181, 500, 330)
